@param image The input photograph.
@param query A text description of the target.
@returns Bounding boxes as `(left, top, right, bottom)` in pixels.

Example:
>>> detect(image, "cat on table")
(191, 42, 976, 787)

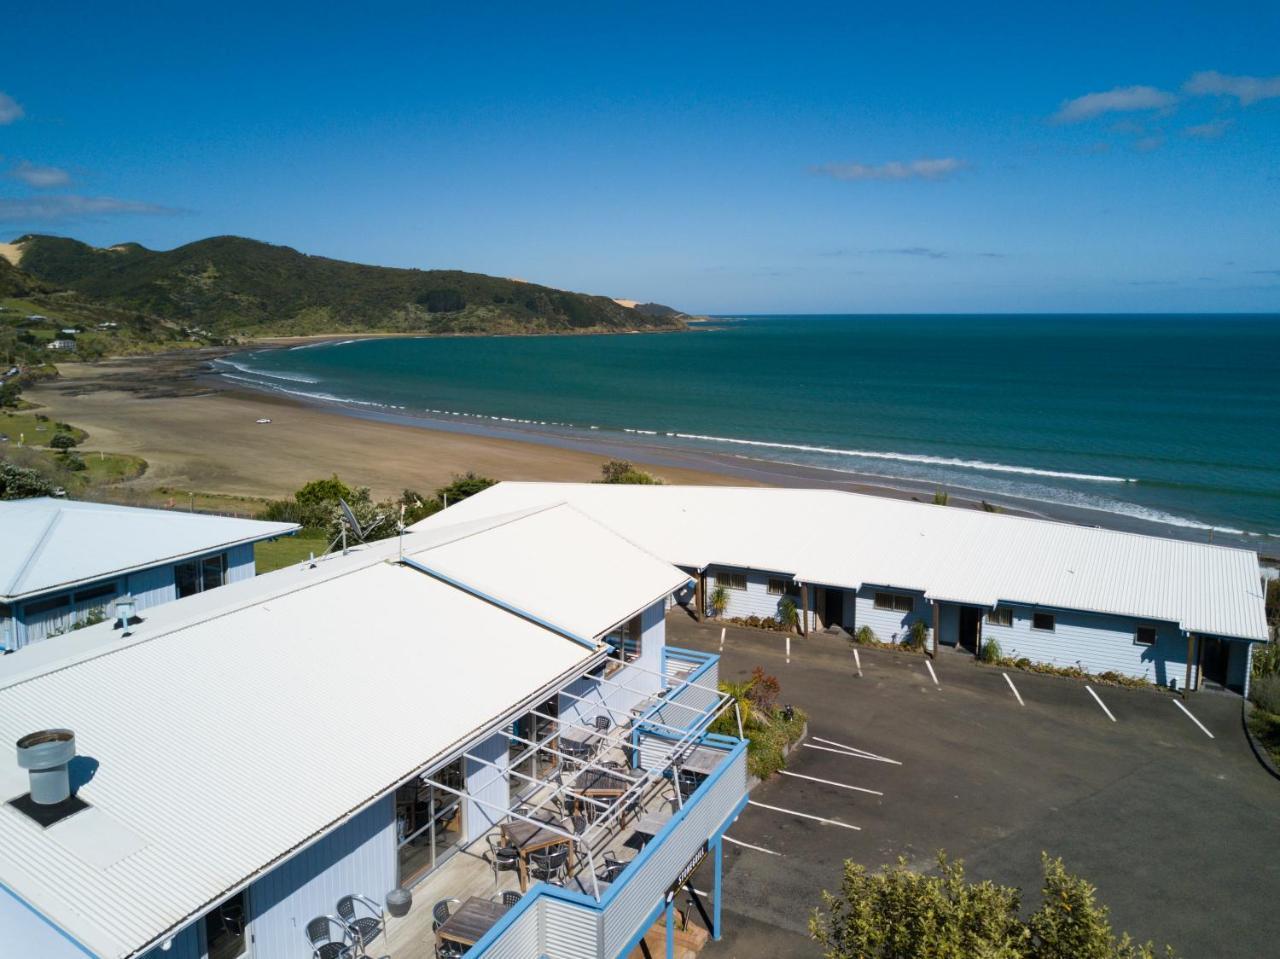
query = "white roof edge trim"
(2, 523, 301, 602)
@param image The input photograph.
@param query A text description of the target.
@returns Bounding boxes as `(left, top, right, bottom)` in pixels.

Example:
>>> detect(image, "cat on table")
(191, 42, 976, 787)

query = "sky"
(2, 2, 1278, 314)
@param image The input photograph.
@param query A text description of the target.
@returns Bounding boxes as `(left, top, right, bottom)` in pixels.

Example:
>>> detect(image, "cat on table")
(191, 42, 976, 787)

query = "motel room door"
(958, 607, 982, 654)
(823, 588, 845, 628)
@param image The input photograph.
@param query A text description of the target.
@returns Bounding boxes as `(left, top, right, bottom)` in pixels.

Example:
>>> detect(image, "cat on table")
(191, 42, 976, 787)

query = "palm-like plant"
(718, 676, 771, 731)
(778, 596, 798, 631)
(709, 584, 729, 619)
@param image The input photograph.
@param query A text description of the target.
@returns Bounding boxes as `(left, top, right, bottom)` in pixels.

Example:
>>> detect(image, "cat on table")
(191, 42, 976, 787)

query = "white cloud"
(0, 195, 179, 222)
(1052, 85, 1177, 123)
(813, 157, 963, 181)
(1183, 118, 1234, 139)
(1184, 71, 1280, 106)
(10, 161, 72, 188)
(0, 91, 23, 125)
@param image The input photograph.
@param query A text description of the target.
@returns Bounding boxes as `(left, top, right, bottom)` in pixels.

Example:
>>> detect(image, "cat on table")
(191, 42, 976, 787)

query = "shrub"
(598, 459, 662, 484)
(747, 666, 780, 714)
(778, 596, 799, 631)
(904, 620, 928, 650)
(0, 461, 55, 499)
(62, 453, 86, 472)
(437, 471, 495, 504)
(932, 490, 949, 506)
(853, 625, 880, 646)
(1250, 673, 1280, 715)
(709, 584, 729, 618)
(1251, 638, 1280, 680)
(49, 432, 77, 451)
(979, 636, 1002, 663)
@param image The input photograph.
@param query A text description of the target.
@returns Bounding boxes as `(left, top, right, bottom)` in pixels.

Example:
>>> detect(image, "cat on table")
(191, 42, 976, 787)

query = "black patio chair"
(500, 890, 523, 908)
(436, 940, 466, 959)
(431, 898, 461, 932)
(486, 833, 521, 886)
(303, 915, 354, 959)
(529, 844, 569, 884)
(599, 849, 630, 882)
(336, 894, 384, 954)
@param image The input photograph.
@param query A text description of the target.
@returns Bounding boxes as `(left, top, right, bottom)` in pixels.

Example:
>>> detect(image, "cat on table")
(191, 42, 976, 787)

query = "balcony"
(383, 648, 747, 959)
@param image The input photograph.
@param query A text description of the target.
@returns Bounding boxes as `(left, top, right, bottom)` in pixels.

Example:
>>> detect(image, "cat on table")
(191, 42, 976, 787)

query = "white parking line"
(1174, 699, 1214, 739)
(749, 800, 861, 830)
(1003, 672, 1025, 706)
(1085, 685, 1117, 722)
(811, 736, 903, 766)
(925, 660, 940, 687)
(853, 647, 863, 677)
(780, 769, 884, 796)
(723, 834, 781, 856)
(719, 627, 726, 650)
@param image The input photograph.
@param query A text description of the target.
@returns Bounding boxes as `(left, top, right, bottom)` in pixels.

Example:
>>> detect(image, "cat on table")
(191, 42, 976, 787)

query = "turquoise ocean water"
(218, 315, 1280, 547)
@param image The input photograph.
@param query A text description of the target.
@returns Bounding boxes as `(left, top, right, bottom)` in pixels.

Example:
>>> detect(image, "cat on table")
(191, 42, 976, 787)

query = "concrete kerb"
(1242, 700, 1280, 782)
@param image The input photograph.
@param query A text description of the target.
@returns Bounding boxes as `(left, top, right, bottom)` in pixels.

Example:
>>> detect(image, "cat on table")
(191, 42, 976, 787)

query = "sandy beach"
(18, 349, 765, 500)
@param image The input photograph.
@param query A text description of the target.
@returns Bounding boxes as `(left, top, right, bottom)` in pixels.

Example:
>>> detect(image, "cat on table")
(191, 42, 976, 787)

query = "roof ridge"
(4, 506, 63, 596)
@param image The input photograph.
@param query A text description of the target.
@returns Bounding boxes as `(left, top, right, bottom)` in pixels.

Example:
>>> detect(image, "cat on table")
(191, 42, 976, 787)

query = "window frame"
(1031, 612, 1056, 632)
(714, 571, 747, 592)
(767, 578, 788, 596)
(986, 607, 1013, 628)
(1134, 624, 1157, 647)
(874, 591, 914, 613)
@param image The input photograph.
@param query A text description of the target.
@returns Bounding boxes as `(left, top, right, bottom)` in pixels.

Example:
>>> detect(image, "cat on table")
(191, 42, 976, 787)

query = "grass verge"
(1247, 706, 1280, 770)
(255, 531, 331, 573)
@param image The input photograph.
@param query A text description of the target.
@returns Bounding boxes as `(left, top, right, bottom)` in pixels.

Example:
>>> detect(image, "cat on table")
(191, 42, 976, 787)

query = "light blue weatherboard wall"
(7, 543, 256, 648)
(853, 586, 929, 642)
(981, 605, 1198, 688)
(559, 599, 666, 725)
(705, 565, 793, 621)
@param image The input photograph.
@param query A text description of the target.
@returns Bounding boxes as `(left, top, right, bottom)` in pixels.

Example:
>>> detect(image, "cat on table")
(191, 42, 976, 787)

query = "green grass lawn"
(255, 531, 330, 574)
(0, 411, 88, 447)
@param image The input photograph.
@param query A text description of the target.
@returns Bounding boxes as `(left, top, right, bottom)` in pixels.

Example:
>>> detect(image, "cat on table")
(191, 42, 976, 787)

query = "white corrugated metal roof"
(0, 502, 689, 958)
(415, 483, 1269, 642)
(0, 498, 299, 601)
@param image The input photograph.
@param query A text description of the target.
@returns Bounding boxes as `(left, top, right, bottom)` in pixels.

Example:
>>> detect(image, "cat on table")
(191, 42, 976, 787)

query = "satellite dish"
(339, 497, 366, 540)
(328, 497, 387, 554)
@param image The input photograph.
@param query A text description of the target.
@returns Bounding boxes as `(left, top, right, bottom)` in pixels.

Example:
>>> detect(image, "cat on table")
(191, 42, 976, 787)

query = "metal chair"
(499, 890, 522, 908)
(528, 845, 569, 884)
(599, 849, 630, 882)
(304, 915, 354, 959)
(436, 940, 466, 959)
(486, 833, 521, 886)
(431, 898, 461, 932)
(335, 894, 384, 955)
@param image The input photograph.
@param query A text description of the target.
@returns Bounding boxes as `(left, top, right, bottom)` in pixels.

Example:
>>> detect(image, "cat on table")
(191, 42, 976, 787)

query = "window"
(604, 614, 642, 664)
(74, 583, 117, 604)
(874, 591, 914, 613)
(23, 594, 71, 617)
(396, 758, 465, 885)
(175, 553, 227, 599)
(1032, 612, 1055, 632)
(986, 607, 1013, 627)
(203, 889, 248, 959)
(1135, 625, 1157, 646)
(714, 571, 747, 591)
(767, 578, 788, 595)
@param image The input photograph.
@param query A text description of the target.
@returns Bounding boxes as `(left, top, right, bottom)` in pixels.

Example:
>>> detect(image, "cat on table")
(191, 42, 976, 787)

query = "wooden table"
(434, 896, 509, 951)
(500, 817, 574, 891)
(633, 809, 673, 839)
(676, 745, 724, 777)
(570, 768, 632, 817)
(559, 728, 594, 764)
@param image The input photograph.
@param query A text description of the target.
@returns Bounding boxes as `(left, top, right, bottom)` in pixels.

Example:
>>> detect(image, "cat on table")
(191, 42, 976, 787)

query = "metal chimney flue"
(16, 729, 76, 806)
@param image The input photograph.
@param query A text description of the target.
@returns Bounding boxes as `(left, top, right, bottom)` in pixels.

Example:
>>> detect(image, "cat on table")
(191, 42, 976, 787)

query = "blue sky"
(2, 2, 1278, 313)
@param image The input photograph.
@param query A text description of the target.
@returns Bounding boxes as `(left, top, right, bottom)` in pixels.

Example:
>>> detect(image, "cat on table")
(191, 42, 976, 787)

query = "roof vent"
(9, 729, 88, 827)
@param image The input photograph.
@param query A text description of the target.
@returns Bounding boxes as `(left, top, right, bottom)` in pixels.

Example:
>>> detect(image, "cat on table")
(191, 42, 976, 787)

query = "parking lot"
(670, 615, 1280, 959)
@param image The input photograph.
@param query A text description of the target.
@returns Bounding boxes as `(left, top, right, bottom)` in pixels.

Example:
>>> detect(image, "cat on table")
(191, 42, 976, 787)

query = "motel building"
(1, 498, 298, 652)
(0, 503, 747, 959)
(421, 484, 1271, 698)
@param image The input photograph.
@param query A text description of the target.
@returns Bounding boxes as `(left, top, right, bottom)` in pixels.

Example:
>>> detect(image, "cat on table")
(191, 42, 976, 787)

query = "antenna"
(326, 497, 387, 555)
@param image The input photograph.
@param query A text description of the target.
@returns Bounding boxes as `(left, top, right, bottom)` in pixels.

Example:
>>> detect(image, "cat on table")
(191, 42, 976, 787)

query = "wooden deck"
(382, 762, 688, 959)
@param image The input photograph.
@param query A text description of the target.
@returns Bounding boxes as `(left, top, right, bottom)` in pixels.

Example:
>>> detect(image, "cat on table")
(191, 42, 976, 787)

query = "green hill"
(10, 234, 687, 337)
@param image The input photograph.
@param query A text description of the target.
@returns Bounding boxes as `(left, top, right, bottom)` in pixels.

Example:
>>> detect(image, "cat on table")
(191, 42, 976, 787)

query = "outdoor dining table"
(434, 896, 509, 952)
(632, 809, 672, 840)
(558, 728, 594, 764)
(675, 745, 722, 777)
(569, 768, 632, 817)
(500, 816, 575, 891)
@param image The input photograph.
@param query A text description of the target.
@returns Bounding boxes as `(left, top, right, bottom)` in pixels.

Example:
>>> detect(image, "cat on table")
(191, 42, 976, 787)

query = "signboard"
(671, 840, 709, 893)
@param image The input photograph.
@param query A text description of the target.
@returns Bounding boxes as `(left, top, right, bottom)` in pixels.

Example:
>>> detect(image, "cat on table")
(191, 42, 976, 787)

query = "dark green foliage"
(0, 381, 21, 408)
(811, 852, 1175, 959)
(778, 596, 799, 630)
(598, 459, 661, 484)
(13, 234, 686, 336)
(1266, 579, 1279, 637)
(62, 453, 87, 472)
(904, 619, 928, 650)
(0, 461, 56, 499)
(417, 288, 465, 313)
(1250, 673, 1280, 714)
(979, 636, 1003, 663)
(49, 432, 78, 451)
(436, 471, 495, 504)
(933, 489, 949, 506)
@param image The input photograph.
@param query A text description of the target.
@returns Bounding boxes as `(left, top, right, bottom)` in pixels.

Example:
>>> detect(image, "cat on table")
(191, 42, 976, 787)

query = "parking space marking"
(812, 736, 903, 766)
(853, 647, 863, 677)
(1085, 685, 1117, 722)
(723, 834, 781, 856)
(780, 769, 884, 796)
(749, 800, 861, 830)
(926, 660, 940, 687)
(1173, 699, 1214, 739)
(1003, 672, 1025, 706)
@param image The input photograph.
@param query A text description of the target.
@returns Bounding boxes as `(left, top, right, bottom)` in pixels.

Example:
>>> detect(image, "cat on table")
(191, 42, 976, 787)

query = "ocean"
(217, 314, 1280, 549)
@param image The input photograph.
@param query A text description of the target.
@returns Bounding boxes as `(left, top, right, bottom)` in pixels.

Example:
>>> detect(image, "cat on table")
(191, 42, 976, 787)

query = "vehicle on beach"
(255, 417, 271, 424)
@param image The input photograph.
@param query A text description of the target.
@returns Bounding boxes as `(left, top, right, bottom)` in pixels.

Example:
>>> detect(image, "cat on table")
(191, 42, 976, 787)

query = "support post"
(695, 572, 705, 622)
(1184, 633, 1196, 695)
(666, 894, 675, 959)
(931, 601, 940, 658)
(713, 836, 723, 939)
(800, 583, 809, 636)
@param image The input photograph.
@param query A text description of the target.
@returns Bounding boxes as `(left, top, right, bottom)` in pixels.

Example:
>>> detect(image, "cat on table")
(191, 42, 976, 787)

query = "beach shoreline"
(17, 346, 1276, 559)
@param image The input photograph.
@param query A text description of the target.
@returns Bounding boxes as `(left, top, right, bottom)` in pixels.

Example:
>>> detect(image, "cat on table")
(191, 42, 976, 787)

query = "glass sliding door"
(395, 758, 465, 886)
